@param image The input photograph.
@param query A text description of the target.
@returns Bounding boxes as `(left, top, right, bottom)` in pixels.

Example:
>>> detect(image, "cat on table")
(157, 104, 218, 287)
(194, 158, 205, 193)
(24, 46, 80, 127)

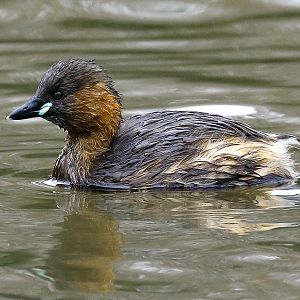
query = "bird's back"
(90, 111, 298, 190)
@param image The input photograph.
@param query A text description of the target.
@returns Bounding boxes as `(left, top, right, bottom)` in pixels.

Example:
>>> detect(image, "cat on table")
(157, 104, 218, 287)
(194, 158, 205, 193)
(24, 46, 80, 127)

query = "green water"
(1, 1, 300, 299)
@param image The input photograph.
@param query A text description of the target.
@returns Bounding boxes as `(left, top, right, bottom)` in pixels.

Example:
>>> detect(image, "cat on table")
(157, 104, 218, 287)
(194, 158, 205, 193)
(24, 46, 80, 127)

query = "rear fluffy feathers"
(163, 136, 298, 187)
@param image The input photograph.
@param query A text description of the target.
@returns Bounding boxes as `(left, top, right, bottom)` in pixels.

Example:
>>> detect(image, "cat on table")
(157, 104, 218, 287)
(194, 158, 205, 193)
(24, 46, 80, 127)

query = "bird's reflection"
(42, 185, 299, 292)
(45, 192, 122, 292)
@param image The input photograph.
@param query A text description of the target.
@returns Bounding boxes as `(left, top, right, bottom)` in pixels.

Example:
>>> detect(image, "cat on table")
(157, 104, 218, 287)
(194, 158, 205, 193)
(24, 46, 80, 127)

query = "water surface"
(1, 1, 300, 299)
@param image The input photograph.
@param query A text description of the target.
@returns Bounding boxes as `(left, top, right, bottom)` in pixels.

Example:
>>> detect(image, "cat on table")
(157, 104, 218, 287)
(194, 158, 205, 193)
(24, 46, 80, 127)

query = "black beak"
(7, 96, 48, 120)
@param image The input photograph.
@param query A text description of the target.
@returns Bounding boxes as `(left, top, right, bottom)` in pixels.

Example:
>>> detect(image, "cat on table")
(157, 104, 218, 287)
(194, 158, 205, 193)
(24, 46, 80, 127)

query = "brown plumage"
(7, 59, 299, 191)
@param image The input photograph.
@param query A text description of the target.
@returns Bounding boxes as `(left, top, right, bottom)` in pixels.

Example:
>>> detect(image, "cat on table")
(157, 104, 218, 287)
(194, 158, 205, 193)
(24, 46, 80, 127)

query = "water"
(1, 0, 300, 298)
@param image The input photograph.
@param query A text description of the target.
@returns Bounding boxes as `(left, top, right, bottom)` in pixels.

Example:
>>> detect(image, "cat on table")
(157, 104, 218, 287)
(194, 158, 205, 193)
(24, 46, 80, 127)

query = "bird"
(7, 58, 299, 191)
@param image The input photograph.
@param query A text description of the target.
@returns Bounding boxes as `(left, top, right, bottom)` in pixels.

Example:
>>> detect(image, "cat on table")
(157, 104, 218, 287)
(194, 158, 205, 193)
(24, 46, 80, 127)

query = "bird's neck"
(52, 131, 113, 185)
(52, 82, 121, 185)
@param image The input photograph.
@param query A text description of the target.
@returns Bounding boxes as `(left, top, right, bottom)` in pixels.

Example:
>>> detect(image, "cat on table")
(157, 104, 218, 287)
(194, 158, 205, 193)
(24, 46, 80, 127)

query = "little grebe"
(7, 59, 299, 190)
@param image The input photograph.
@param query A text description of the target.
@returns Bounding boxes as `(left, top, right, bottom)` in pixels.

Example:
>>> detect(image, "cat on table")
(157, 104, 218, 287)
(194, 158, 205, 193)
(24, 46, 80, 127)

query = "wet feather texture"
(90, 111, 298, 190)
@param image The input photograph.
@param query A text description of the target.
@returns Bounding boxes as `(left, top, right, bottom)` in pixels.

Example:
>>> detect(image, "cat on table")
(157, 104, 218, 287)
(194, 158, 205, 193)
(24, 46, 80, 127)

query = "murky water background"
(1, 0, 300, 299)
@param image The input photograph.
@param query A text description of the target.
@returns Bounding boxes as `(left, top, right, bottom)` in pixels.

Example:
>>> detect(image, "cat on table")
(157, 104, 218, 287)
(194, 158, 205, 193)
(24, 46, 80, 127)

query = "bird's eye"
(53, 91, 63, 100)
